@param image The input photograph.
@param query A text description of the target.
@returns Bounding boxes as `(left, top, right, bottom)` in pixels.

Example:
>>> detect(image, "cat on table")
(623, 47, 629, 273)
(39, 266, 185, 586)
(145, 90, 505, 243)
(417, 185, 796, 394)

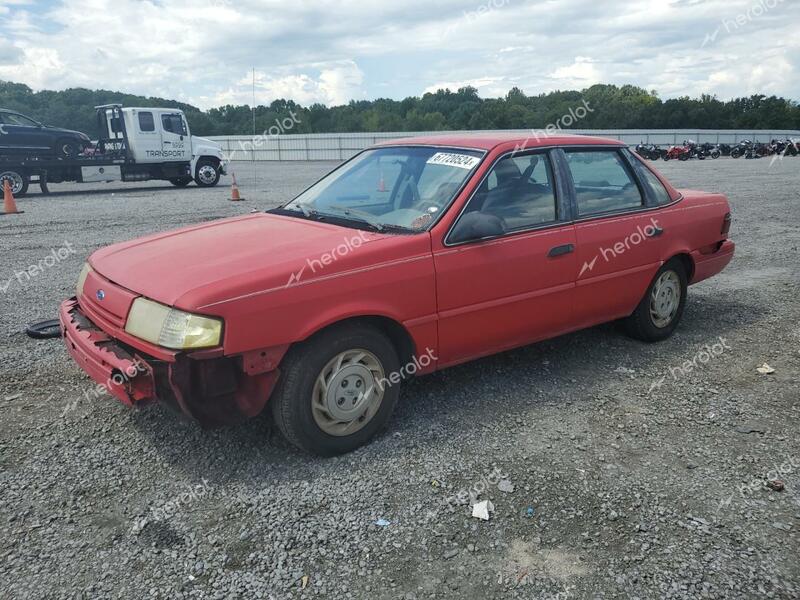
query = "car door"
(159, 112, 190, 162)
(131, 110, 162, 159)
(560, 147, 665, 329)
(433, 149, 577, 366)
(0, 111, 49, 153)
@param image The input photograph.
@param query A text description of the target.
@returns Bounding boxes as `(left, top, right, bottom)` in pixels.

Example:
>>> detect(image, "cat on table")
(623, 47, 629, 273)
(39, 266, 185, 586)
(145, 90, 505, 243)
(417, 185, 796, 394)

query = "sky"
(0, 0, 798, 110)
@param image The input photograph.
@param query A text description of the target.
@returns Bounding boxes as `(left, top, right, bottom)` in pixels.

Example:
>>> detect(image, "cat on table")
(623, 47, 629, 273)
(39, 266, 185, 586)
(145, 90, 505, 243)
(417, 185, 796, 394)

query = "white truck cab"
(98, 105, 227, 187)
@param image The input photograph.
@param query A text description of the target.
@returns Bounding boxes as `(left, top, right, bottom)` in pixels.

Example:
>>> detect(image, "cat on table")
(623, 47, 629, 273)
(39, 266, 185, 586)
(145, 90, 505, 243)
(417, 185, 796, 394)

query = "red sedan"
(60, 134, 734, 455)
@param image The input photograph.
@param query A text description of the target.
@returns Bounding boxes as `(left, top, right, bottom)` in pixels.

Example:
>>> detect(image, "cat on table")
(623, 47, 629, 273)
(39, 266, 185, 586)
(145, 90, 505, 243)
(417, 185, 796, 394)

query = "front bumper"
(60, 298, 156, 405)
(59, 298, 279, 425)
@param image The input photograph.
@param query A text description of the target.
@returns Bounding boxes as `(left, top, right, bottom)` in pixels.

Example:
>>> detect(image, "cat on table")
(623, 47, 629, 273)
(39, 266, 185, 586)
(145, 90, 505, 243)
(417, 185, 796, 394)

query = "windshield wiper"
(327, 204, 386, 232)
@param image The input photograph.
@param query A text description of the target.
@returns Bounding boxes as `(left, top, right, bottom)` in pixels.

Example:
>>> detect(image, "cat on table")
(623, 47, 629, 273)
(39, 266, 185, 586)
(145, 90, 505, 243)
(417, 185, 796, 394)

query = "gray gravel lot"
(1, 157, 799, 599)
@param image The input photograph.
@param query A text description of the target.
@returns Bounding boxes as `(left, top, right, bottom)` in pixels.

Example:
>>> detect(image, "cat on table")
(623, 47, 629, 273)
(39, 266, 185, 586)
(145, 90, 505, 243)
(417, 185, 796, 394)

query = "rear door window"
(565, 150, 644, 217)
(138, 112, 155, 132)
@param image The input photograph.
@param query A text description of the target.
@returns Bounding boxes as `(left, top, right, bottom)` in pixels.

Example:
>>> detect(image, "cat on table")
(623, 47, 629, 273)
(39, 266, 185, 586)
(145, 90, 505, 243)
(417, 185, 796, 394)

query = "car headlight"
(76, 263, 92, 297)
(79, 132, 91, 141)
(124, 297, 222, 350)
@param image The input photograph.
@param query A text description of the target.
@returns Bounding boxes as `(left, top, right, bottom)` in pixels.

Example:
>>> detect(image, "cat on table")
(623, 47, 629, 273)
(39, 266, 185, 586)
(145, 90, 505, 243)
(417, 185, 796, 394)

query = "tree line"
(0, 80, 797, 138)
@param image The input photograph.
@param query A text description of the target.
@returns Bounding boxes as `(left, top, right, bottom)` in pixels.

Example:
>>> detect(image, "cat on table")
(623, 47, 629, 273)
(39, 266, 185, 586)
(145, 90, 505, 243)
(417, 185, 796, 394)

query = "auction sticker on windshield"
(426, 152, 481, 170)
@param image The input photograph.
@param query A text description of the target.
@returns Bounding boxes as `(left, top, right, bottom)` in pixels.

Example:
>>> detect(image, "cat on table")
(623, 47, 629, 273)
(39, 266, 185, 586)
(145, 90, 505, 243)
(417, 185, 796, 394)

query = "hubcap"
(0, 171, 23, 194)
(197, 165, 217, 185)
(650, 270, 681, 328)
(312, 349, 385, 437)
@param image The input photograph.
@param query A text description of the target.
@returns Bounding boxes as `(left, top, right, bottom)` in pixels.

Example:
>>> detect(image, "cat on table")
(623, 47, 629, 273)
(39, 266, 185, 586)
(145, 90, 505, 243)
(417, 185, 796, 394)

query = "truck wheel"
(0, 170, 29, 197)
(623, 260, 688, 343)
(170, 177, 193, 187)
(271, 323, 401, 456)
(57, 139, 80, 159)
(194, 159, 220, 187)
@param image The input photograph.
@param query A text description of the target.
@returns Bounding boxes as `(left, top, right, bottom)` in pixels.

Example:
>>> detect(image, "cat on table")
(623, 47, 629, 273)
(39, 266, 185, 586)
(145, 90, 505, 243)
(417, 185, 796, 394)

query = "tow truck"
(0, 104, 227, 196)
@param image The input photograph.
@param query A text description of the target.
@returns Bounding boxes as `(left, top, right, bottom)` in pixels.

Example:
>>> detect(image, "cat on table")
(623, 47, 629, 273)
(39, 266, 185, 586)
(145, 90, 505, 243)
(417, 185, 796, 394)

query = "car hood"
(45, 125, 87, 137)
(89, 213, 394, 311)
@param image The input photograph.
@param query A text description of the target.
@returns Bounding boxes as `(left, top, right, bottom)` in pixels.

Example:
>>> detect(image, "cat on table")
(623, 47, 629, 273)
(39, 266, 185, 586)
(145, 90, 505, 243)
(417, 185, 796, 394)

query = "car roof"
(376, 132, 625, 152)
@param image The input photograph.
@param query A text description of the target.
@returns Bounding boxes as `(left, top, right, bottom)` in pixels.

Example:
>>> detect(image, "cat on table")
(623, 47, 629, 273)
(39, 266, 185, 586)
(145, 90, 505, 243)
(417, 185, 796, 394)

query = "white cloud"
(0, 0, 796, 107)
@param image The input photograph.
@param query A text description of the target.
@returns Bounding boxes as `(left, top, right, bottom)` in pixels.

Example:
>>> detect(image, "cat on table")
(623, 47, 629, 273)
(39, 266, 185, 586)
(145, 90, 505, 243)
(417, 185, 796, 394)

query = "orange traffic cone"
(229, 173, 245, 202)
(1, 179, 22, 215)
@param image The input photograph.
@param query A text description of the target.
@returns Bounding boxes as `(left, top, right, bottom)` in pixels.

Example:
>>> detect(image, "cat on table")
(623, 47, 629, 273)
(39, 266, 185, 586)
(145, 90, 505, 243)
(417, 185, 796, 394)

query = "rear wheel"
(0, 169, 29, 197)
(623, 260, 688, 342)
(194, 158, 220, 187)
(170, 177, 193, 187)
(731, 148, 742, 159)
(271, 323, 401, 456)
(57, 138, 81, 159)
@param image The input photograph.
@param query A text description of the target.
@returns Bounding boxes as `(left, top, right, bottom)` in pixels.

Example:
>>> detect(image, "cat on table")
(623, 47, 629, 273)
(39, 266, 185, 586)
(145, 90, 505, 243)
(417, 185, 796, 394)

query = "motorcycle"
(698, 142, 721, 159)
(663, 145, 691, 161)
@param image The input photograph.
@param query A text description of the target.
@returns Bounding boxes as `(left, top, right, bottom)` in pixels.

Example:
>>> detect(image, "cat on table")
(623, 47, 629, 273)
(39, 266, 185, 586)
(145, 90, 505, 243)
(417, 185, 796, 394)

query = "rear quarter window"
(138, 112, 155, 132)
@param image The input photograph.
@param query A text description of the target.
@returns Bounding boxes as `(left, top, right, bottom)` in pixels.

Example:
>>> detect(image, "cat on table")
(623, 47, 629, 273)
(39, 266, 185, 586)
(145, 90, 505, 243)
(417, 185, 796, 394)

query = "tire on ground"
(194, 158, 221, 187)
(623, 259, 688, 343)
(271, 323, 402, 456)
(0, 169, 29, 197)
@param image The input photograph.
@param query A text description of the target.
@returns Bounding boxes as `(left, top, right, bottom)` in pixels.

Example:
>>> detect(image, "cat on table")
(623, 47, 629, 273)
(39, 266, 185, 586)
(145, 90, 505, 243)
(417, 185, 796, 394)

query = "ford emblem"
(96, 289, 106, 301)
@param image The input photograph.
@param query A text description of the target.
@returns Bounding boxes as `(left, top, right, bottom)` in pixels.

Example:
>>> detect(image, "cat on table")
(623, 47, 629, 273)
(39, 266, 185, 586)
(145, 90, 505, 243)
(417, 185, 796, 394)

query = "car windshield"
(283, 146, 484, 231)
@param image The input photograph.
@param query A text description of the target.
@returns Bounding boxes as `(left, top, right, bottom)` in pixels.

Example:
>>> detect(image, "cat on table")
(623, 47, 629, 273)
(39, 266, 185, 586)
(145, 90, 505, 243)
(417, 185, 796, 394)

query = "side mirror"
(448, 211, 506, 244)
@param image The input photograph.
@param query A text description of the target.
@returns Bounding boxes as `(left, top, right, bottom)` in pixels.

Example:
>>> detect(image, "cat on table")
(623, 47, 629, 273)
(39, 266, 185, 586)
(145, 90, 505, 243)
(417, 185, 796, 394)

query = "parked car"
(0, 108, 91, 158)
(60, 134, 735, 456)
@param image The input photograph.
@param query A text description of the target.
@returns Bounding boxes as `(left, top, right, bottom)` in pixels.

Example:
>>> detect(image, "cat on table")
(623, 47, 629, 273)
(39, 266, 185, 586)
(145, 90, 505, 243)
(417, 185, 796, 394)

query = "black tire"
(678, 154, 689, 161)
(271, 323, 401, 456)
(170, 177, 193, 187)
(623, 260, 688, 343)
(0, 169, 29, 197)
(57, 138, 80, 159)
(731, 148, 742, 159)
(663, 155, 670, 161)
(194, 158, 221, 187)
(711, 150, 721, 159)
(25, 319, 62, 339)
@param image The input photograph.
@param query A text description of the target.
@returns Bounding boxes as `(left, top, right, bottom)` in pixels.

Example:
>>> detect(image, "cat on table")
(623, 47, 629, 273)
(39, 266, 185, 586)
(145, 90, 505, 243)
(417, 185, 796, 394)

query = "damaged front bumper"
(59, 298, 279, 426)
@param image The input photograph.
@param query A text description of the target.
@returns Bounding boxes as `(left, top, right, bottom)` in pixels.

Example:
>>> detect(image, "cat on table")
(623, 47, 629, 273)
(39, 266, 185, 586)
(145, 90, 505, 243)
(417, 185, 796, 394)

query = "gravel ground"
(1, 156, 798, 599)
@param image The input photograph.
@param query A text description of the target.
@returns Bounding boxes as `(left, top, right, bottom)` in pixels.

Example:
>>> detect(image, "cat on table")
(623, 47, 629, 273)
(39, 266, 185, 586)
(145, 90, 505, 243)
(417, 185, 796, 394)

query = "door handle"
(548, 244, 575, 257)
(648, 226, 664, 237)
(163, 141, 172, 145)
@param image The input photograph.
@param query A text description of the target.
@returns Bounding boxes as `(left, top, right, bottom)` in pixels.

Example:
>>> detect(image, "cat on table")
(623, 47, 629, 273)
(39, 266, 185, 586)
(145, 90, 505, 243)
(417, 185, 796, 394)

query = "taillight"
(721, 212, 731, 235)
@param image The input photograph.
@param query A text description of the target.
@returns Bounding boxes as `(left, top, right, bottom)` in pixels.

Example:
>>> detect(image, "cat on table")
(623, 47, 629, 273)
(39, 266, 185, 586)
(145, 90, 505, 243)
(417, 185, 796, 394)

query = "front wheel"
(271, 324, 402, 456)
(194, 159, 221, 187)
(623, 260, 688, 342)
(57, 138, 81, 159)
(731, 148, 742, 159)
(0, 169, 29, 197)
(711, 150, 721, 159)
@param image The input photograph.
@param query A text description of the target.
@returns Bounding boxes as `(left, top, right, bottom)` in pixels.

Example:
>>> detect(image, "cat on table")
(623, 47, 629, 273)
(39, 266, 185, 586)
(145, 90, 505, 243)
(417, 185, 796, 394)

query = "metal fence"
(209, 129, 800, 162)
